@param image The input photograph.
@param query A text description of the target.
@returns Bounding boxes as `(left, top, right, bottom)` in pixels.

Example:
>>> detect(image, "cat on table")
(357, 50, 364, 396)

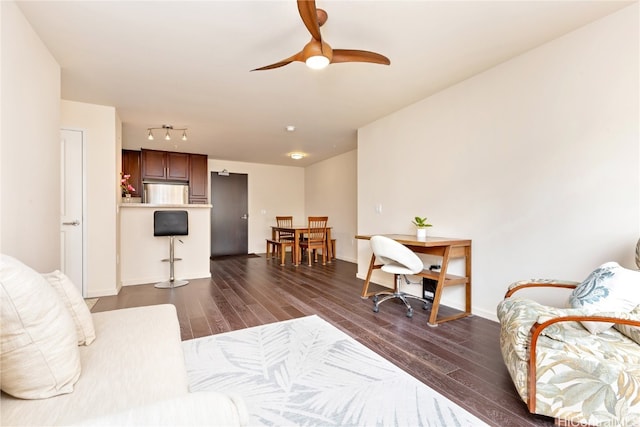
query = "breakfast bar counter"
(119, 203, 211, 286)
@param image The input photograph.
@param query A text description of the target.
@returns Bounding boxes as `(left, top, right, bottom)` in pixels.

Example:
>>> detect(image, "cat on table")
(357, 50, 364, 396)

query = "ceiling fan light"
(306, 55, 330, 70)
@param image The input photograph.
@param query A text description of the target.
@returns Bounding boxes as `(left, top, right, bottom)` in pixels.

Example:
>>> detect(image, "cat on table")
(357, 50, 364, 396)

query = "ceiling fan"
(251, 0, 390, 71)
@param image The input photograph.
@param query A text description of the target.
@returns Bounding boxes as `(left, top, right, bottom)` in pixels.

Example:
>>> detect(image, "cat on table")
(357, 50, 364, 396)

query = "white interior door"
(60, 129, 84, 296)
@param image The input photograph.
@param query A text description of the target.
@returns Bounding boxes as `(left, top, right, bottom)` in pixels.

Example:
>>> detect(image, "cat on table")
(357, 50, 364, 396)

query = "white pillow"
(42, 270, 96, 345)
(0, 255, 81, 399)
(569, 261, 640, 334)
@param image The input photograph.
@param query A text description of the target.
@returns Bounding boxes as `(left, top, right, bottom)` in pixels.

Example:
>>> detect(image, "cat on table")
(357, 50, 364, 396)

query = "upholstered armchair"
(497, 241, 640, 427)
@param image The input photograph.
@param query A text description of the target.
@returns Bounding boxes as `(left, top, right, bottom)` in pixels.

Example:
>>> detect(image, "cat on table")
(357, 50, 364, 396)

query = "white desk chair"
(370, 235, 430, 318)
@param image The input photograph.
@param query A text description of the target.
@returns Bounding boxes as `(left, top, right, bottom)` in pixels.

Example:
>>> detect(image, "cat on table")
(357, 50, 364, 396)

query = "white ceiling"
(17, 0, 633, 166)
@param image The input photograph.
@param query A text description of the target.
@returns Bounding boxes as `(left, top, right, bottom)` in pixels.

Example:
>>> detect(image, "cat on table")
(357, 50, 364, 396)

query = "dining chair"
(298, 216, 328, 266)
(275, 216, 294, 241)
(274, 216, 295, 262)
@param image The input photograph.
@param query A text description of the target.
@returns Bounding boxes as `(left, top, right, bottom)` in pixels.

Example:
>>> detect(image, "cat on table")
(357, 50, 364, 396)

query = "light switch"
(375, 204, 383, 214)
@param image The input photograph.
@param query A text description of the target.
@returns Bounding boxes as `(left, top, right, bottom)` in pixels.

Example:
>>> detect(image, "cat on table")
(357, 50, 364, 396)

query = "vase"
(123, 194, 132, 203)
(416, 227, 427, 238)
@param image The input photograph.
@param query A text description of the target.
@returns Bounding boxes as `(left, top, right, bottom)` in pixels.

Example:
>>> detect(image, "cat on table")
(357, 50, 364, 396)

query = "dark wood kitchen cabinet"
(141, 149, 190, 182)
(189, 153, 208, 204)
(121, 149, 142, 197)
(125, 149, 207, 203)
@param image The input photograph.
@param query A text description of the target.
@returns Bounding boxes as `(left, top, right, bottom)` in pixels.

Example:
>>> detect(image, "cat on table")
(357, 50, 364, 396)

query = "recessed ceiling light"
(290, 153, 304, 160)
(286, 125, 296, 132)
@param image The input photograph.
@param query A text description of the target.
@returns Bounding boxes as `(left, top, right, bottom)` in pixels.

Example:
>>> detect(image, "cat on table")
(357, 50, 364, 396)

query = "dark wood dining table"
(271, 225, 332, 266)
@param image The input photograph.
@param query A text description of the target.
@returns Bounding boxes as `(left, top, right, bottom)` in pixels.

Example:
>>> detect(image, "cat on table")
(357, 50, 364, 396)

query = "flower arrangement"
(120, 173, 136, 196)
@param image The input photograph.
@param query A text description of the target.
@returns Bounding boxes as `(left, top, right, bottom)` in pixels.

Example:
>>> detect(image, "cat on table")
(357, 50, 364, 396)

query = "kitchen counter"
(120, 203, 212, 208)
(119, 204, 211, 286)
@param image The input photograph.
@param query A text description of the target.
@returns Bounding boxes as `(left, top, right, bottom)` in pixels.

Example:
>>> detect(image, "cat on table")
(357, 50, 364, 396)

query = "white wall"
(115, 114, 122, 289)
(305, 150, 358, 262)
(208, 159, 305, 255)
(207, 153, 358, 262)
(1, 1, 61, 271)
(357, 4, 639, 321)
(61, 100, 120, 297)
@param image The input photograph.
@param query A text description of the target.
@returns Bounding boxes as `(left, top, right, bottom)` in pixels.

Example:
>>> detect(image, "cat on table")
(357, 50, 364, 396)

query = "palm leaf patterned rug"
(183, 315, 488, 426)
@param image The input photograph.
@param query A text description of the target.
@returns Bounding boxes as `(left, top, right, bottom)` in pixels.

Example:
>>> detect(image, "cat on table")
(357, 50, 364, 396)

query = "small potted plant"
(412, 216, 432, 238)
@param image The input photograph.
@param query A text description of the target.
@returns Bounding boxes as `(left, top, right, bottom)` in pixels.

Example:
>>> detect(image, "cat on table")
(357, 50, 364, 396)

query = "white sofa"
(1, 304, 248, 426)
(1, 255, 247, 426)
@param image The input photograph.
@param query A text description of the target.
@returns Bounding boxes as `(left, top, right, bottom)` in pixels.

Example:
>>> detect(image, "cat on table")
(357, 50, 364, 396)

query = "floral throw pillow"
(614, 305, 640, 345)
(569, 262, 640, 334)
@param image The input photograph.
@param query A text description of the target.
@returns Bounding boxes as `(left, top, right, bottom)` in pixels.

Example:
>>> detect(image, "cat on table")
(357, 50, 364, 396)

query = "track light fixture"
(147, 124, 188, 141)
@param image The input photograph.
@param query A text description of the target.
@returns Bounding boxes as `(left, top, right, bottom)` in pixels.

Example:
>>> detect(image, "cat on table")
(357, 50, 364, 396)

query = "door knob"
(241, 214, 248, 220)
(62, 220, 80, 226)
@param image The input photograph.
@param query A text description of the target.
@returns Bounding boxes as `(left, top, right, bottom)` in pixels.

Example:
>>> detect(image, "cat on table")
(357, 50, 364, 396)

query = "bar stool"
(154, 210, 189, 289)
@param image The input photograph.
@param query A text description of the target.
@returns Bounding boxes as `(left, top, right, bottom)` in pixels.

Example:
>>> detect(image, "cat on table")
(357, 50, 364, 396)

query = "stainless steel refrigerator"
(143, 183, 189, 204)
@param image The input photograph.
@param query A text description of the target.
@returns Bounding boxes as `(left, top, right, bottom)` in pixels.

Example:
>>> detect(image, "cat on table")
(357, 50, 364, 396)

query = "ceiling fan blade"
(251, 52, 304, 71)
(331, 49, 390, 65)
(297, 0, 322, 41)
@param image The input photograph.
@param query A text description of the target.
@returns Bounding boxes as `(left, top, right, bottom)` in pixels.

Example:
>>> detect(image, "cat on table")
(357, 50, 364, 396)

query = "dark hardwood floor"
(92, 255, 554, 427)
